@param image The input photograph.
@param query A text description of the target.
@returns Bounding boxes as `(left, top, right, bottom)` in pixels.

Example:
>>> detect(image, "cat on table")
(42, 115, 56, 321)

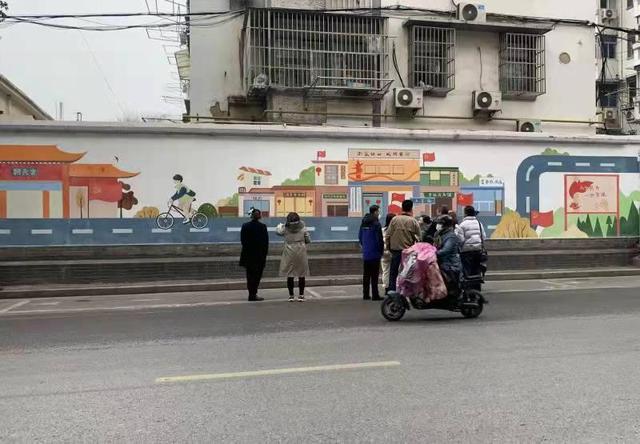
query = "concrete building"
(185, 0, 613, 135)
(0, 74, 52, 121)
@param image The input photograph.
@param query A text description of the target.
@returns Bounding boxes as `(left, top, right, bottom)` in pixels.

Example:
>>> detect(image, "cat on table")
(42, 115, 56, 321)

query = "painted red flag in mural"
(88, 180, 122, 202)
(316, 150, 327, 159)
(530, 210, 554, 228)
(423, 152, 436, 163)
(457, 193, 474, 206)
(388, 193, 405, 214)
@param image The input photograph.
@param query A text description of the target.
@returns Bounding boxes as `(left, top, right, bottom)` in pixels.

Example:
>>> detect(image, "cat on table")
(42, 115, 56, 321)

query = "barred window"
(245, 9, 388, 91)
(499, 33, 546, 99)
(409, 25, 455, 94)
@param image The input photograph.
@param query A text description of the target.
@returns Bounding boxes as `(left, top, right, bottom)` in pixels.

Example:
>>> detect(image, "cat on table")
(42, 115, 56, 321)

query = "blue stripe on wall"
(0, 181, 62, 191)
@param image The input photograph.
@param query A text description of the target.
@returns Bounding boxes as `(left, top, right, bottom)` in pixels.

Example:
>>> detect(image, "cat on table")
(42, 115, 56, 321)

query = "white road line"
(155, 361, 401, 384)
(547, 161, 563, 167)
(31, 229, 52, 235)
(112, 228, 133, 234)
(152, 228, 172, 234)
(31, 302, 60, 306)
(306, 289, 322, 299)
(575, 162, 591, 167)
(525, 165, 535, 182)
(132, 298, 162, 302)
(72, 229, 93, 235)
(227, 227, 241, 232)
(331, 226, 349, 232)
(600, 163, 616, 167)
(0, 229, 11, 235)
(306, 227, 316, 232)
(189, 228, 209, 233)
(0, 300, 30, 313)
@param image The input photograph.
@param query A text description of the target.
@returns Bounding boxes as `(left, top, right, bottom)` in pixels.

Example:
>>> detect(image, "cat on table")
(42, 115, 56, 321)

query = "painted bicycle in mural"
(156, 202, 208, 230)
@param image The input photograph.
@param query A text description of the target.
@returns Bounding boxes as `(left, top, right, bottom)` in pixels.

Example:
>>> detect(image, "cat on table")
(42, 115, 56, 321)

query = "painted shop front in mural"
(0, 124, 637, 246)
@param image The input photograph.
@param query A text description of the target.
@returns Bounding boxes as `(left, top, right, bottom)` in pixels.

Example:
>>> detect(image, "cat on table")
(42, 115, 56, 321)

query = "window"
(597, 81, 619, 107)
(628, 0, 634, 9)
(628, 34, 636, 59)
(627, 76, 637, 108)
(422, 170, 458, 186)
(327, 205, 348, 217)
(499, 33, 546, 99)
(246, 9, 388, 90)
(325, 165, 339, 185)
(600, 34, 618, 59)
(253, 175, 262, 186)
(409, 25, 455, 94)
(340, 165, 346, 180)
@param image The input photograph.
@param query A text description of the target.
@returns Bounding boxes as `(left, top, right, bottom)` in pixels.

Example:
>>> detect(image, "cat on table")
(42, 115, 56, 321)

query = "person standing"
(381, 213, 396, 295)
(457, 205, 487, 283)
(239, 209, 269, 302)
(276, 212, 311, 302)
(358, 205, 384, 301)
(385, 200, 422, 292)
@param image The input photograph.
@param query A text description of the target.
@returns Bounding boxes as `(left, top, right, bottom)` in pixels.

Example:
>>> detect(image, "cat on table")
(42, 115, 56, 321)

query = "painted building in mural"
(0, 145, 138, 219)
(348, 149, 421, 216)
(419, 166, 461, 217)
(312, 159, 349, 217)
(459, 177, 506, 218)
(237, 166, 274, 217)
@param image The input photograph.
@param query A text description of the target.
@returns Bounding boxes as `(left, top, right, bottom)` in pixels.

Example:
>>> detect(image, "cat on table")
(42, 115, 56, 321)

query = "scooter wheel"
(460, 290, 484, 319)
(381, 296, 406, 322)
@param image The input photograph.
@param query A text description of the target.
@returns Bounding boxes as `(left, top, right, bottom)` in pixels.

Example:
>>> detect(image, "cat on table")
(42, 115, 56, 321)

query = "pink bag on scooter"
(397, 243, 447, 302)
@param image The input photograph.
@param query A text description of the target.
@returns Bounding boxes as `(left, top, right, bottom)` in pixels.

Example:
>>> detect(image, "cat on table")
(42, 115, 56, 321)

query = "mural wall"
(0, 132, 637, 246)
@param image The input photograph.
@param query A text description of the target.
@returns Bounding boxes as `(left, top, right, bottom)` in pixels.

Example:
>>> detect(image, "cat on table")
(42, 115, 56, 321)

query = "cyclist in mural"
(168, 174, 197, 224)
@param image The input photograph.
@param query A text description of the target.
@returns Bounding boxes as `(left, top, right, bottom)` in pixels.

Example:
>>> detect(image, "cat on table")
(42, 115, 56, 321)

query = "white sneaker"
(288, 295, 295, 302)
(297, 295, 305, 302)
(182, 218, 190, 225)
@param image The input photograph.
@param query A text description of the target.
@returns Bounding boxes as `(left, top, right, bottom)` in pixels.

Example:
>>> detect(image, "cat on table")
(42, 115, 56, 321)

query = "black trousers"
(245, 265, 265, 298)
(363, 260, 381, 298)
(388, 250, 403, 292)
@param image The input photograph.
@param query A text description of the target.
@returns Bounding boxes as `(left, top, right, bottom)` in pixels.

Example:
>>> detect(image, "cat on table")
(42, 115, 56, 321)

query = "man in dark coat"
(240, 209, 269, 302)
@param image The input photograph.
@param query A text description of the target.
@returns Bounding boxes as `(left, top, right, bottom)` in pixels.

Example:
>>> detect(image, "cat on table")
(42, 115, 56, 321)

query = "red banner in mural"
(457, 193, 473, 206)
(530, 210, 554, 228)
(388, 193, 405, 214)
(88, 180, 122, 202)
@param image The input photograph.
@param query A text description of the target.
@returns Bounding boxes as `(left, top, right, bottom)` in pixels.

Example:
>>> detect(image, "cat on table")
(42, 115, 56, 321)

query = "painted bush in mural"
(197, 203, 218, 219)
(135, 206, 160, 218)
(491, 211, 538, 239)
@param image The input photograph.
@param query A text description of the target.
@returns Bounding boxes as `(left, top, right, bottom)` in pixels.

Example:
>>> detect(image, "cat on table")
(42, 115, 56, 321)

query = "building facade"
(184, 0, 613, 135)
(0, 74, 53, 121)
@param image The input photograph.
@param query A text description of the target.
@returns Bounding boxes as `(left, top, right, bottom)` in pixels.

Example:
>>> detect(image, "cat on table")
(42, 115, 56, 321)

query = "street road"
(1, 277, 639, 443)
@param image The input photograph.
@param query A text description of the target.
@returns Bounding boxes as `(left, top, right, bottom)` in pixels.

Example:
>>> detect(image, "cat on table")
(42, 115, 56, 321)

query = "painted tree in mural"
(592, 218, 603, 238)
(118, 182, 138, 218)
(491, 211, 537, 238)
(75, 190, 86, 219)
(282, 167, 315, 186)
(198, 203, 218, 219)
(606, 216, 615, 237)
(135, 207, 160, 218)
(541, 148, 570, 156)
(621, 203, 640, 236)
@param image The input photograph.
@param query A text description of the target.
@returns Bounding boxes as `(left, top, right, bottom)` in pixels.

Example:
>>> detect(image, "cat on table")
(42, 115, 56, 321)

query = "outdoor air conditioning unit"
(603, 107, 621, 127)
(472, 90, 502, 115)
(518, 120, 542, 133)
(600, 8, 617, 21)
(457, 3, 487, 23)
(395, 88, 423, 110)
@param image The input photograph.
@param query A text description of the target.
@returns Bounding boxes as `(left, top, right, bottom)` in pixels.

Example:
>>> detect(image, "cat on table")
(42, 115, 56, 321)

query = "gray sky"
(0, 0, 185, 121)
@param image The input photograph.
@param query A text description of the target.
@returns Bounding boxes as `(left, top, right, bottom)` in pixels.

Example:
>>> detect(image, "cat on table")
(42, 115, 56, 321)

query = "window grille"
(409, 25, 455, 94)
(499, 33, 546, 99)
(245, 9, 388, 92)
(325, 0, 374, 9)
(325, 165, 339, 185)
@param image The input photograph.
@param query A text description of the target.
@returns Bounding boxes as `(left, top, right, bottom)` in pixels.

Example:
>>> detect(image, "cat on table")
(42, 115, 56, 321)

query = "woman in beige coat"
(276, 212, 311, 302)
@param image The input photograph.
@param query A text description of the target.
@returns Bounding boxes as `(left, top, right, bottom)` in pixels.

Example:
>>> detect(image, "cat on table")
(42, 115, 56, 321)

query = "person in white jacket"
(456, 206, 487, 284)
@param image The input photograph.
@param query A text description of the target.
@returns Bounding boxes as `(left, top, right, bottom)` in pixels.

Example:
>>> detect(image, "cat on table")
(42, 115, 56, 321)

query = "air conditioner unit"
(457, 3, 487, 23)
(518, 120, 542, 133)
(395, 88, 423, 110)
(473, 90, 502, 114)
(603, 107, 621, 128)
(600, 8, 617, 21)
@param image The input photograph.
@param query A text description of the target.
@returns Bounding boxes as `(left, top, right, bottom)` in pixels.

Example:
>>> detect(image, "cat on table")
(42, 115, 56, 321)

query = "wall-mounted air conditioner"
(395, 88, 423, 110)
(518, 120, 542, 133)
(472, 90, 501, 116)
(600, 8, 617, 22)
(457, 3, 487, 23)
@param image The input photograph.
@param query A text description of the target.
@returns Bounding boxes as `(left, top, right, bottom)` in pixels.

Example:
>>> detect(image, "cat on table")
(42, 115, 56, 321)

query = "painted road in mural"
(516, 155, 639, 219)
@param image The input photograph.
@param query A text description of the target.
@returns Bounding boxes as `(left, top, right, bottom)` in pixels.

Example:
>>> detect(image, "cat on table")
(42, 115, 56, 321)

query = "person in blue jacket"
(358, 205, 384, 301)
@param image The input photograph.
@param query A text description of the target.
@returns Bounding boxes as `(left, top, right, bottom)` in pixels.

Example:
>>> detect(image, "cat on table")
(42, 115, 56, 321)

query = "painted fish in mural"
(568, 180, 594, 210)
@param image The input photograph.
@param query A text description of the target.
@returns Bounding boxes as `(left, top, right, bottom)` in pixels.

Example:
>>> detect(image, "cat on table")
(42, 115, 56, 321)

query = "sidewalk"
(1, 267, 639, 299)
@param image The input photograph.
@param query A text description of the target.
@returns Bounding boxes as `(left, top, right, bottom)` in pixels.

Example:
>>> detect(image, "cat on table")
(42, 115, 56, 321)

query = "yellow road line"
(155, 361, 401, 384)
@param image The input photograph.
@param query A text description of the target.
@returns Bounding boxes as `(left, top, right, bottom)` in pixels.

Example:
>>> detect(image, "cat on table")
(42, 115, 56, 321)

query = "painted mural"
(0, 143, 638, 243)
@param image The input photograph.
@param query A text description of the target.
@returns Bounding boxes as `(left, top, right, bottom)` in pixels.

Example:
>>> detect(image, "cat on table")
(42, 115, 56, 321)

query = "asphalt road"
(1, 278, 640, 443)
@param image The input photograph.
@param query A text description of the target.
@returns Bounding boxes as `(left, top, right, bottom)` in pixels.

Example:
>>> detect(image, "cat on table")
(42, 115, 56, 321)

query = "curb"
(1, 268, 639, 299)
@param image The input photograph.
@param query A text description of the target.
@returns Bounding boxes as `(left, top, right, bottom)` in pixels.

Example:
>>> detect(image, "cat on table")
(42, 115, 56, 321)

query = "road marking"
(306, 289, 322, 299)
(190, 228, 209, 233)
(152, 228, 171, 234)
(600, 162, 616, 168)
(31, 302, 60, 306)
(547, 161, 563, 167)
(331, 226, 349, 232)
(155, 361, 401, 384)
(575, 162, 591, 167)
(0, 229, 10, 235)
(526, 196, 531, 213)
(31, 229, 52, 235)
(525, 165, 535, 182)
(227, 227, 241, 232)
(0, 300, 30, 313)
(112, 228, 133, 234)
(72, 229, 93, 235)
(306, 227, 316, 232)
(132, 298, 161, 302)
